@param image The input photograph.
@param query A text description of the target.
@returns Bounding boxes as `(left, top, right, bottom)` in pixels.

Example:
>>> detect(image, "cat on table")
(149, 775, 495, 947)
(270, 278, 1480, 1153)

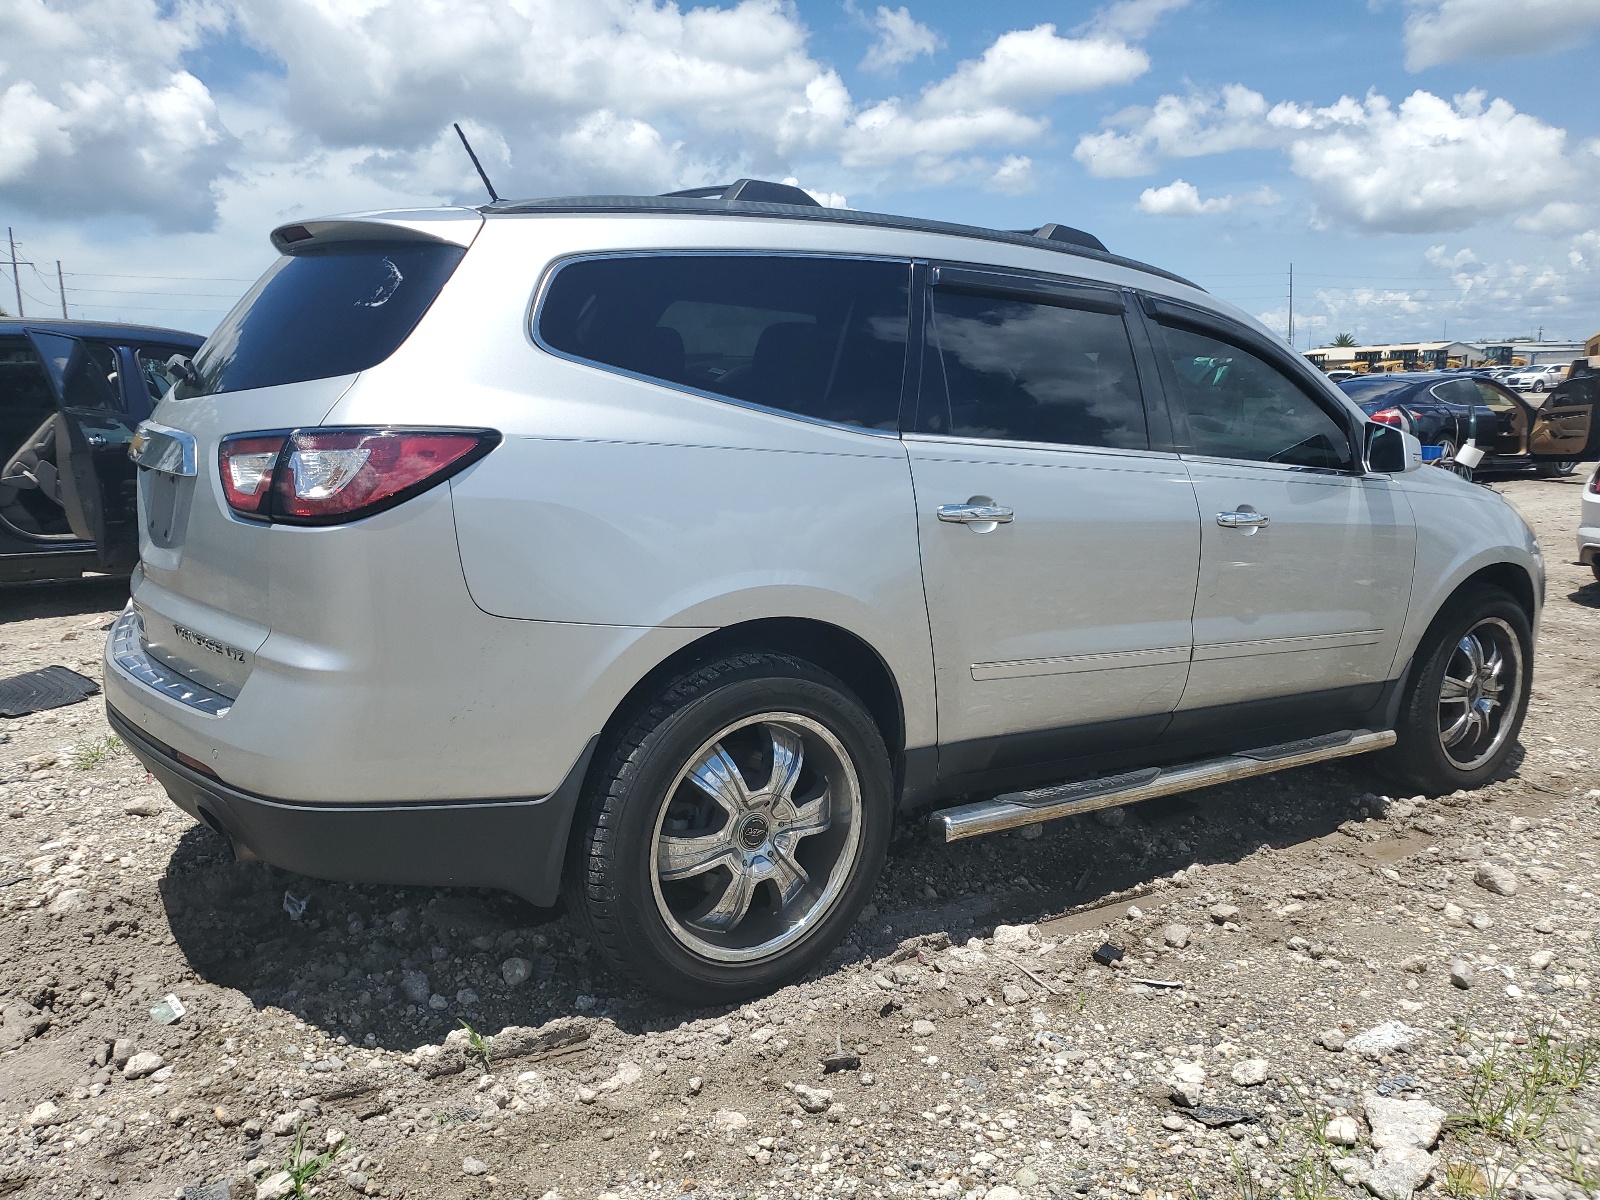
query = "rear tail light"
(219, 436, 283, 515)
(1589, 471, 1600, 495)
(218, 427, 499, 524)
(1370, 407, 1409, 429)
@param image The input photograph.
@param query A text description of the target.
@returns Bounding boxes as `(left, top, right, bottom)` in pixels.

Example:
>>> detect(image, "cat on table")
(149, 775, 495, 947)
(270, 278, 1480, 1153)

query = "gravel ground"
(1, 471, 1597, 1200)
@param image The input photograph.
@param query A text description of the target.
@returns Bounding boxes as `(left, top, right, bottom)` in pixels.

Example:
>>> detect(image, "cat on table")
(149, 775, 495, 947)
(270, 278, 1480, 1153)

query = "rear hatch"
(128, 211, 481, 697)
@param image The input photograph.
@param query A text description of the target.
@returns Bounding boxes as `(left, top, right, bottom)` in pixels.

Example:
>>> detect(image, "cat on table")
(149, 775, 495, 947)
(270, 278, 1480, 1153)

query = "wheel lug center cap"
(737, 813, 771, 851)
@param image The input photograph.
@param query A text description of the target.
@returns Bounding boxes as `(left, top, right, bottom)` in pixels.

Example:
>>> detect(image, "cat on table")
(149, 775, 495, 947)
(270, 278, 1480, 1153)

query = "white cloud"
(1073, 85, 1274, 177)
(1402, 0, 1600, 71)
(861, 6, 941, 72)
(920, 25, 1148, 114)
(1084, 0, 1192, 41)
(0, 0, 1173, 230)
(0, 0, 234, 229)
(1136, 178, 1233, 215)
(986, 155, 1036, 195)
(1513, 200, 1590, 234)
(1134, 178, 1279, 215)
(1246, 238, 1596, 346)
(1280, 89, 1576, 233)
(1079, 84, 1585, 234)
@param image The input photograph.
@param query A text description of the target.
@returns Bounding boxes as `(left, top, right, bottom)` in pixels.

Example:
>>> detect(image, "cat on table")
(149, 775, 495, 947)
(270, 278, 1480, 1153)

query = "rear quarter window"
(536, 254, 911, 431)
(181, 240, 465, 398)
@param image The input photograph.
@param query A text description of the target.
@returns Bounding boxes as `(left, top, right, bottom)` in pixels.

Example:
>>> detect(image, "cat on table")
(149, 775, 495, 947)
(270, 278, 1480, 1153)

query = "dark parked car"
(1339, 370, 1595, 478)
(1, 319, 203, 583)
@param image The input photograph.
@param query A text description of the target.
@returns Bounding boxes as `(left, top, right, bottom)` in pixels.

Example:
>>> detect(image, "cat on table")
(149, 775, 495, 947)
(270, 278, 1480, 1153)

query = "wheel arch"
(583, 616, 908, 796)
(1386, 556, 1538, 726)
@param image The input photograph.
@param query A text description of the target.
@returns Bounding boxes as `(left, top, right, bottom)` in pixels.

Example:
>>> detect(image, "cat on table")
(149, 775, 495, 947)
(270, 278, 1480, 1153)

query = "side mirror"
(166, 354, 200, 387)
(1365, 422, 1422, 474)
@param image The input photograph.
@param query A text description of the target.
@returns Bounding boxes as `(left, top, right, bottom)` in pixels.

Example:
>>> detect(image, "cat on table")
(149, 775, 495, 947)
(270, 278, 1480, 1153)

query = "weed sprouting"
(284, 1123, 345, 1197)
(458, 1018, 491, 1070)
(71, 735, 123, 770)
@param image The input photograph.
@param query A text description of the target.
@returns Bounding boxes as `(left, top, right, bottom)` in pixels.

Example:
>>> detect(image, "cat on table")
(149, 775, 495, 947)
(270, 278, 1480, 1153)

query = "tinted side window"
(182, 241, 465, 398)
(1474, 381, 1518, 413)
(921, 288, 1147, 449)
(1432, 379, 1482, 406)
(538, 255, 910, 430)
(1158, 324, 1353, 470)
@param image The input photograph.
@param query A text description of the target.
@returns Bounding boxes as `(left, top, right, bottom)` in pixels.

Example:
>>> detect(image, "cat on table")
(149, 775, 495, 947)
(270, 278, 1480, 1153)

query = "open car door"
(1528, 383, 1600, 463)
(24, 329, 140, 571)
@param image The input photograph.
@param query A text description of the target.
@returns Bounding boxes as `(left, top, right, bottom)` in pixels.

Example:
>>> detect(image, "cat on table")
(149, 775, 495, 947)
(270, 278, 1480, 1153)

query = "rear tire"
(564, 652, 892, 1004)
(1534, 460, 1578, 478)
(1382, 588, 1532, 795)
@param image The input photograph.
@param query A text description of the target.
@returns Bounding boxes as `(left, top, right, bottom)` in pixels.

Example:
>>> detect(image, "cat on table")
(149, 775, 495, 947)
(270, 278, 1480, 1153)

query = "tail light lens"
(217, 428, 499, 524)
(219, 435, 284, 515)
(1370, 407, 1409, 429)
(1589, 471, 1600, 495)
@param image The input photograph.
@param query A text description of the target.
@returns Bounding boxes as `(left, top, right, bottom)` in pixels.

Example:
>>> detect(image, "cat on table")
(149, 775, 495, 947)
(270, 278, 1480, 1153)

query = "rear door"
(907, 266, 1201, 781)
(24, 329, 140, 569)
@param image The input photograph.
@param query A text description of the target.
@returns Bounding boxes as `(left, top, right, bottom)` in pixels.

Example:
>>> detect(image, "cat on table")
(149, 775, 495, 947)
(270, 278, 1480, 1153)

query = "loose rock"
(1473, 862, 1519, 897)
(1230, 1058, 1269, 1086)
(793, 1084, 833, 1113)
(123, 1050, 165, 1079)
(1344, 1022, 1421, 1060)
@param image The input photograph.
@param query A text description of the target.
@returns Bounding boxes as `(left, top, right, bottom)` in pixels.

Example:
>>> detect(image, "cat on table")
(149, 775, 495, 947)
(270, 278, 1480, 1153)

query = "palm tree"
(1331, 332, 1358, 347)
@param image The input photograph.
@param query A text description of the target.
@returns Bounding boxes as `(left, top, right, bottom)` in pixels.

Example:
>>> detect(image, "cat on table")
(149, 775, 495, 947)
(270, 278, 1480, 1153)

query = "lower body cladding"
(107, 704, 595, 906)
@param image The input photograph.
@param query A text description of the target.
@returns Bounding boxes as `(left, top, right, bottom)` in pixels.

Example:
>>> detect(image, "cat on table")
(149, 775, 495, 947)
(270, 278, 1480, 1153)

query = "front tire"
(1382, 588, 1532, 795)
(1534, 460, 1577, 478)
(564, 652, 892, 1003)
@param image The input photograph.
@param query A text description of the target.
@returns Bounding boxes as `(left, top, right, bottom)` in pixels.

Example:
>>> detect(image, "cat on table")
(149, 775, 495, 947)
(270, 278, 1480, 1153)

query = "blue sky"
(2, 0, 1598, 349)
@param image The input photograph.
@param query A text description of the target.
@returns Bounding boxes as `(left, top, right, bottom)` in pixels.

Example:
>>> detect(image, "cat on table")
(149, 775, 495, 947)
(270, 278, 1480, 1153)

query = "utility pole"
(1287, 262, 1294, 347)
(56, 261, 68, 319)
(7, 227, 22, 318)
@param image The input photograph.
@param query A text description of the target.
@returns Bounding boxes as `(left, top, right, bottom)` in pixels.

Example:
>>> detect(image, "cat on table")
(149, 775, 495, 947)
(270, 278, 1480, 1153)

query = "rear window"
(180, 241, 464, 397)
(537, 254, 911, 430)
(1338, 375, 1416, 404)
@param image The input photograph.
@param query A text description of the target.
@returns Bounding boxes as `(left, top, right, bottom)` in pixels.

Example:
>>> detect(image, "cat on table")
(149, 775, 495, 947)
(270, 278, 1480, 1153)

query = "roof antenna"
(453, 122, 501, 204)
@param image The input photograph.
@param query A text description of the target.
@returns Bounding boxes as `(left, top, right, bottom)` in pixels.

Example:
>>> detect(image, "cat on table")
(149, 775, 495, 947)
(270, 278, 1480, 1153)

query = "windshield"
(179, 240, 464, 398)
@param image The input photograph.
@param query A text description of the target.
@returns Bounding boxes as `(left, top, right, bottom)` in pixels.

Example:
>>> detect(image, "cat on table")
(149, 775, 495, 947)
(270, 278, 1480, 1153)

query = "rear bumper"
(108, 704, 593, 906)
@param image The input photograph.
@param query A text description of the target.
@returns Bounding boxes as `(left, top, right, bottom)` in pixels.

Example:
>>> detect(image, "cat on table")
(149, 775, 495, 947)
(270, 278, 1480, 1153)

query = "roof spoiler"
(661, 179, 820, 207)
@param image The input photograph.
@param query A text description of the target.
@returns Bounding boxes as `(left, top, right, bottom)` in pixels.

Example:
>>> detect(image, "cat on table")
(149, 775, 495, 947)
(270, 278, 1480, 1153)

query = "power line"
(64, 270, 259, 283)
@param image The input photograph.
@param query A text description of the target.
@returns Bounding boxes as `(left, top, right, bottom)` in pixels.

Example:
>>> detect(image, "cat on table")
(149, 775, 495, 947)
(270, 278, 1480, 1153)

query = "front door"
(908, 269, 1201, 782)
(1144, 312, 1416, 715)
(1527, 383, 1599, 461)
(24, 329, 141, 570)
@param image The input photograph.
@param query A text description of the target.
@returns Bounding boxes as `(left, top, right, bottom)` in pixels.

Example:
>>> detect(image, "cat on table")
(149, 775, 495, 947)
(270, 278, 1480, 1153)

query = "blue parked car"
(1339, 370, 1595, 479)
(1, 318, 203, 583)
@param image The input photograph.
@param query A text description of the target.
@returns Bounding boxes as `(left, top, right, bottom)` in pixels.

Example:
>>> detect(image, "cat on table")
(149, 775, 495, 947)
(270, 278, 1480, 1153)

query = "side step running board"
(928, 728, 1396, 843)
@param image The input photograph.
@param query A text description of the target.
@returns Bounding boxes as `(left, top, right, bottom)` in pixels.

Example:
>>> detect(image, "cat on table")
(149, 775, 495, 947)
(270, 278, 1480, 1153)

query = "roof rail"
(1021, 223, 1107, 253)
(661, 178, 820, 207)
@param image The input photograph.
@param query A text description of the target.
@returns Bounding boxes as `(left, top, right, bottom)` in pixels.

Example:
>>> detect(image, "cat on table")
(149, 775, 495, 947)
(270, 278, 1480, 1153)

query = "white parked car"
(1581, 469, 1600, 583)
(1505, 364, 1566, 392)
(62, 179, 1591, 1000)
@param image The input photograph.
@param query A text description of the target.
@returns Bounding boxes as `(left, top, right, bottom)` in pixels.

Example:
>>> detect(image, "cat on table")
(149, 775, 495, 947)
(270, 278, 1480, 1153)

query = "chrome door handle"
(1216, 510, 1269, 528)
(938, 503, 1014, 524)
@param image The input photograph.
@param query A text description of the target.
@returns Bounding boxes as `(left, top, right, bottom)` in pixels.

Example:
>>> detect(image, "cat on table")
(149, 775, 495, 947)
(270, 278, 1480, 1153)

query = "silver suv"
(88, 180, 1589, 1001)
